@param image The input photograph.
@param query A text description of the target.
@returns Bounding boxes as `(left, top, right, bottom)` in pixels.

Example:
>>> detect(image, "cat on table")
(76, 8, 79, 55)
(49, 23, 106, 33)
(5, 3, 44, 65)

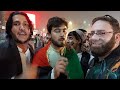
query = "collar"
(94, 45, 120, 64)
(17, 46, 23, 53)
(50, 43, 65, 56)
(103, 45, 120, 67)
(17, 46, 29, 54)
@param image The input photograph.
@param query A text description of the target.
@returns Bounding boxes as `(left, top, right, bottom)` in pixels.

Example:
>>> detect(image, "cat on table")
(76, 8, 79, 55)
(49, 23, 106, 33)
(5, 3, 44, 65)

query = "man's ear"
(47, 33, 51, 39)
(115, 33, 120, 43)
(78, 40, 81, 45)
(115, 33, 120, 40)
(78, 38, 82, 45)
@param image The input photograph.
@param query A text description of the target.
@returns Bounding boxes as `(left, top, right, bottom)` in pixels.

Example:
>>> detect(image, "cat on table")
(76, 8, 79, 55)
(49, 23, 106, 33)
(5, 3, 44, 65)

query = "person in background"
(66, 29, 94, 77)
(34, 34, 44, 53)
(43, 32, 51, 47)
(34, 34, 44, 49)
(86, 15, 120, 79)
(0, 11, 37, 79)
(32, 16, 84, 79)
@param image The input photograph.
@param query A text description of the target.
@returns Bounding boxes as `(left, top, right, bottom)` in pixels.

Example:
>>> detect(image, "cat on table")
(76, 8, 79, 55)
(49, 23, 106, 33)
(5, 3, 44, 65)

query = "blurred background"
(0, 11, 120, 39)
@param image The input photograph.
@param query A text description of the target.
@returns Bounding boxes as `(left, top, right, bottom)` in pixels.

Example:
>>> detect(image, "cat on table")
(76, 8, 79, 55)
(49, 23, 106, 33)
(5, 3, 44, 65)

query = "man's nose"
(90, 33, 100, 40)
(60, 31, 64, 36)
(66, 39, 70, 43)
(19, 24, 25, 30)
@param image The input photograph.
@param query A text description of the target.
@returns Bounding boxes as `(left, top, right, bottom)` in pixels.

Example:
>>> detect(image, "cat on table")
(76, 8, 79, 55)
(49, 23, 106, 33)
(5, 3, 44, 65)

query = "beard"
(51, 38, 65, 47)
(91, 35, 115, 57)
(11, 32, 31, 44)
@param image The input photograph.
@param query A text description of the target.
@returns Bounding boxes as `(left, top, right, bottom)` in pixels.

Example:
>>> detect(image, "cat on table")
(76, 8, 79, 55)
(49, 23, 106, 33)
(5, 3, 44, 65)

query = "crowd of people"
(0, 11, 120, 79)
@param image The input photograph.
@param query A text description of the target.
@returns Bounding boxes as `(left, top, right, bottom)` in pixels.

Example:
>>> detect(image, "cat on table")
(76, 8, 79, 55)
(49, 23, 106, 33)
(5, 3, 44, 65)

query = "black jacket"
(86, 45, 120, 79)
(0, 38, 34, 79)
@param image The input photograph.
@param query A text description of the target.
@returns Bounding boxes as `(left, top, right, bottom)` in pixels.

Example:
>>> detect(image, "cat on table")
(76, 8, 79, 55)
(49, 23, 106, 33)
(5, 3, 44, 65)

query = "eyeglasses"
(89, 31, 114, 37)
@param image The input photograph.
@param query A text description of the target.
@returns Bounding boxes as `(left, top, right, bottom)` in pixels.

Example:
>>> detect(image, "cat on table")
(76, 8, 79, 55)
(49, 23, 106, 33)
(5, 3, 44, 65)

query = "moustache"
(59, 38, 65, 41)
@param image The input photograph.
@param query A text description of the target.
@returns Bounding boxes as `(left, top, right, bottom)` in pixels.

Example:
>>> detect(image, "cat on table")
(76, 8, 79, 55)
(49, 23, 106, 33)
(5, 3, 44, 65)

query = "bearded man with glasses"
(86, 15, 120, 79)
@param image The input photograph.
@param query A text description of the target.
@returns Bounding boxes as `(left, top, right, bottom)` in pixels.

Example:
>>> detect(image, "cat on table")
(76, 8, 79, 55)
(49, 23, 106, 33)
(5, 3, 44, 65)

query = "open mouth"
(18, 32, 27, 37)
(18, 32, 27, 36)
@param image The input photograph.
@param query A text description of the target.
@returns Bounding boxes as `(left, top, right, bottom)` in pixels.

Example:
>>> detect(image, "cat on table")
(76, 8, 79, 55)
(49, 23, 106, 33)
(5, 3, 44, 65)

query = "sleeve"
(37, 66, 53, 79)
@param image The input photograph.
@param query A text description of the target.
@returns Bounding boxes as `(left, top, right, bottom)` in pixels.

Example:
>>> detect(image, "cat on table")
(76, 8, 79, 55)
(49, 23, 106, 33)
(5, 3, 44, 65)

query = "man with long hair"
(0, 11, 37, 79)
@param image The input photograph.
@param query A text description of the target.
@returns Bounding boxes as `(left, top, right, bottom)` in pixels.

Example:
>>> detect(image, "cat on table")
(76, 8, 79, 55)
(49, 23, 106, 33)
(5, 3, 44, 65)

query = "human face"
(81, 40, 90, 52)
(66, 35, 80, 50)
(90, 20, 115, 57)
(11, 14, 31, 44)
(50, 25, 67, 47)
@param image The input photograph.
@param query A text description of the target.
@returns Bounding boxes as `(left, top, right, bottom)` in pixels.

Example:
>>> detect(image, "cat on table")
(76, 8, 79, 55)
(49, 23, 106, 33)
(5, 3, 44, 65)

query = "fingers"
(58, 57, 68, 66)
(56, 65, 66, 73)
(54, 57, 68, 78)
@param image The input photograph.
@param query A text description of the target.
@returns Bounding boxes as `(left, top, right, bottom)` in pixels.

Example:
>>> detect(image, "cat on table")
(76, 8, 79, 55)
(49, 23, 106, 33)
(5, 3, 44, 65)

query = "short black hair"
(47, 16, 68, 33)
(6, 11, 34, 38)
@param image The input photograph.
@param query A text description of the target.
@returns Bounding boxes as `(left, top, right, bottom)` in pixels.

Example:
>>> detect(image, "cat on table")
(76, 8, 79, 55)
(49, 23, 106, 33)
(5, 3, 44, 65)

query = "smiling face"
(67, 35, 80, 50)
(90, 20, 116, 57)
(11, 14, 31, 44)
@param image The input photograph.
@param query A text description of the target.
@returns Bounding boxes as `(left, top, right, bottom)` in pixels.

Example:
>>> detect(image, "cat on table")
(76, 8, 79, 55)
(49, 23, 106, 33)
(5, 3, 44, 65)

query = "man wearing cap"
(67, 29, 94, 77)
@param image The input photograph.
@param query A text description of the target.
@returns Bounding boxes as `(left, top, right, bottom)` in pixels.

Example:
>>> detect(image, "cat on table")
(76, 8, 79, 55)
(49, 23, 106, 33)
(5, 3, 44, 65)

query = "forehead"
(52, 24, 67, 30)
(67, 35, 76, 40)
(12, 14, 28, 22)
(91, 20, 113, 32)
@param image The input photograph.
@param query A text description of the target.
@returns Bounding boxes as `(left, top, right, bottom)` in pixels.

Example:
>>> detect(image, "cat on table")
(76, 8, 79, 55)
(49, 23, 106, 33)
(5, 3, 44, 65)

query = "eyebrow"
(54, 27, 67, 30)
(91, 30, 106, 32)
(54, 28, 60, 30)
(63, 28, 67, 30)
(13, 20, 28, 23)
(68, 36, 73, 38)
(13, 21, 20, 23)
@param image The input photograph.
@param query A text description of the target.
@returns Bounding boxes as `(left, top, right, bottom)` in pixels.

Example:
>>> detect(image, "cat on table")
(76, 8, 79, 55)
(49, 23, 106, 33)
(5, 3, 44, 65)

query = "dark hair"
(6, 11, 34, 38)
(78, 29, 87, 33)
(92, 15, 120, 33)
(47, 16, 68, 33)
(68, 31, 82, 41)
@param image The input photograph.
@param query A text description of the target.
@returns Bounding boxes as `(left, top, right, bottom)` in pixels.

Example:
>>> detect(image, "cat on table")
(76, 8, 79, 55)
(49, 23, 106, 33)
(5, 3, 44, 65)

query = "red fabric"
(32, 42, 51, 67)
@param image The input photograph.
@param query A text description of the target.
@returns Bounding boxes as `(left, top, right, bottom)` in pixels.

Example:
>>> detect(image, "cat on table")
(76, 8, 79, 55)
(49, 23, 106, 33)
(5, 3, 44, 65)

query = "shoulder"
(32, 43, 50, 67)
(33, 46, 47, 60)
(106, 60, 120, 79)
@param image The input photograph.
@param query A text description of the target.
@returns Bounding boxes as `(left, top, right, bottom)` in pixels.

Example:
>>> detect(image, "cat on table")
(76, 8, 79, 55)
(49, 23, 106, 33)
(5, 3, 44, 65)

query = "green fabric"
(86, 59, 120, 79)
(64, 48, 84, 79)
